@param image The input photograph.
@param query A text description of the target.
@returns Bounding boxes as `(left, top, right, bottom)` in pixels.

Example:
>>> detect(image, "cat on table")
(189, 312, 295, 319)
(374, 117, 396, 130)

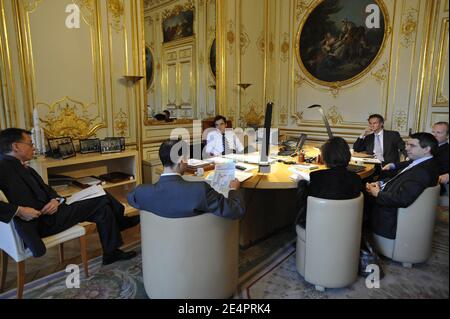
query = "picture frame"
(104, 137, 125, 151)
(79, 138, 101, 154)
(47, 137, 73, 158)
(162, 7, 194, 43)
(100, 138, 122, 154)
(296, 0, 388, 87)
(58, 142, 76, 159)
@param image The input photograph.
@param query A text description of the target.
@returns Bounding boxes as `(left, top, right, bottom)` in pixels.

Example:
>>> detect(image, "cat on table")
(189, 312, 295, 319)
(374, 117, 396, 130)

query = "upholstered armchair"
(140, 211, 239, 299)
(296, 194, 364, 291)
(372, 185, 441, 268)
(0, 190, 89, 299)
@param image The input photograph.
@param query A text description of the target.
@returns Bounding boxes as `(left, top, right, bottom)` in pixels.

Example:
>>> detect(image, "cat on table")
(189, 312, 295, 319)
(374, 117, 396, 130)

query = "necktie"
(381, 163, 413, 190)
(222, 134, 231, 155)
(373, 134, 384, 162)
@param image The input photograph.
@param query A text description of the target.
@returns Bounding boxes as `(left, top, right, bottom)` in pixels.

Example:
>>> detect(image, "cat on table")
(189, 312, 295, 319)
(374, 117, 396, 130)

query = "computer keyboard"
(347, 164, 366, 173)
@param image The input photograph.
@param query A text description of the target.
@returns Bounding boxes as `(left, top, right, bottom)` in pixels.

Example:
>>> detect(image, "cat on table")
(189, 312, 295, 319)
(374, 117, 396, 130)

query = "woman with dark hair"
(296, 137, 362, 227)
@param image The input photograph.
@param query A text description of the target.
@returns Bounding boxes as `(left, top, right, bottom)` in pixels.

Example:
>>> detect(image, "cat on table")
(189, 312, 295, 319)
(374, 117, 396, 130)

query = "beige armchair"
(0, 190, 89, 299)
(296, 194, 363, 291)
(140, 211, 239, 299)
(372, 185, 440, 268)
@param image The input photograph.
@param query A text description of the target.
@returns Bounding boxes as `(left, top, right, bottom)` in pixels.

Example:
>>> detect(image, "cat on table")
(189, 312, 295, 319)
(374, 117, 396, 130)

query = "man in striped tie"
(205, 115, 244, 157)
(366, 133, 439, 239)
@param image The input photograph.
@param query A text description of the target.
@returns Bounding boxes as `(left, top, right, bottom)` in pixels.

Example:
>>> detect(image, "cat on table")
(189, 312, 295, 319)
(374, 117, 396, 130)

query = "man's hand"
(40, 199, 60, 215)
(366, 182, 381, 197)
(382, 163, 395, 171)
(17, 207, 41, 221)
(229, 179, 241, 190)
(439, 173, 449, 185)
(362, 127, 373, 137)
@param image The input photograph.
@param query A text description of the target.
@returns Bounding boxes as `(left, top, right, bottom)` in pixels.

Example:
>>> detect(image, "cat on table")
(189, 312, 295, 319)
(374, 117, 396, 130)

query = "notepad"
(66, 185, 106, 205)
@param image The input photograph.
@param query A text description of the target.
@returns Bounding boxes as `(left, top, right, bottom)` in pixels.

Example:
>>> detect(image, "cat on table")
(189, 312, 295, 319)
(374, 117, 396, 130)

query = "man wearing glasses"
(0, 128, 139, 265)
(205, 115, 244, 157)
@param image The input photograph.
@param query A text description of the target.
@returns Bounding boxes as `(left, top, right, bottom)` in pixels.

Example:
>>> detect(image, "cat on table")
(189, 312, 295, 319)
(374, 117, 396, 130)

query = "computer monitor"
(259, 102, 273, 173)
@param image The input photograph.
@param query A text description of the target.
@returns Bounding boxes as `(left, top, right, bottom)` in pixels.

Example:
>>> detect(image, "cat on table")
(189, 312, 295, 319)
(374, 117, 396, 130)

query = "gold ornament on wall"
(239, 100, 264, 129)
(240, 28, 250, 56)
(107, 0, 125, 32)
(296, 0, 309, 21)
(227, 20, 235, 55)
(257, 32, 265, 59)
(393, 110, 408, 132)
(74, 0, 96, 26)
(326, 106, 343, 125)
(280, 33, 290, 63)
(23, 0, 42, 12)
(40, 97, 106, 140)
(114, 109, 129, 137)
(400, 8, 418, 48)
(371, 62, 389, 84)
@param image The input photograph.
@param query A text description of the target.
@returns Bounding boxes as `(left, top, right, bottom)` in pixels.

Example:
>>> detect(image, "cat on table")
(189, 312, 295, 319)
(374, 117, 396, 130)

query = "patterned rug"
(1, 218, 447, 299)
(241, 221, 449, 299)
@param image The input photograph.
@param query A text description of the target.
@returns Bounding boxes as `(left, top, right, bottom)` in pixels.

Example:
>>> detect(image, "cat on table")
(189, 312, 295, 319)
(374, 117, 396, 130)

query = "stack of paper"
(66, 185, 106, 205)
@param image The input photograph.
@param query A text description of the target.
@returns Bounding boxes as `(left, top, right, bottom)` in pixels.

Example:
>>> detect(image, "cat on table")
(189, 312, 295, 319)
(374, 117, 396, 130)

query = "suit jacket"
(436, 142, 449, 175)
(127, 175, 245, 220)
(296, 166, 362, 226)
(371, 158, 439, 239)
(353, 130, 406, 164)
(0, 155, 59, 223)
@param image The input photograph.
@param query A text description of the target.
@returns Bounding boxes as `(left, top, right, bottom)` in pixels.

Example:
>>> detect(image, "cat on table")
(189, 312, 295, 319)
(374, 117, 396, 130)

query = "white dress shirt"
(205, 129, 244, 156)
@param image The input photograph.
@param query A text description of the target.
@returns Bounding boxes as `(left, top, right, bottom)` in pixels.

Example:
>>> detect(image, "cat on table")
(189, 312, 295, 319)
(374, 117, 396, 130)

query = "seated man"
(205, 115, 244, 157)
(296, 137, 362, 228)
(431, 121, 449, 189)
(0, 128, 139, 265)
(128, 139, 245, 219)
(353, 114, 406, 165)
(366, 132, 439, 239)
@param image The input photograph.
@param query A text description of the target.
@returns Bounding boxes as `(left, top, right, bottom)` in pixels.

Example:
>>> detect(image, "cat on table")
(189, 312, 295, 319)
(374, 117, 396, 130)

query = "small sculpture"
(31, 108, 46, 156)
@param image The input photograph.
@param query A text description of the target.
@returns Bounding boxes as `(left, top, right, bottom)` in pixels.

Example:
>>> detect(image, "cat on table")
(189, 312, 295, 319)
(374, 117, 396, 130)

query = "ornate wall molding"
(114, 108, 129, 137)
(239, 100, 264, 128)
(162, 1, 194, 19)
(371, 62, 389, 84)
(280, 33, 290, 63)
(107, 0, 125, 32)
(296, 0, 309, 21)
(392, 110, 408, 131)
(74, 0, 96, 26)
(400, 7, 419, 48)
(326, 106, 343, 125)
(23, 0, 43, 13)
(257, 31, 265, 59)
(39, 97, 105, 139)
(227, 20, 235, 55)
(240, 27, 250, 56)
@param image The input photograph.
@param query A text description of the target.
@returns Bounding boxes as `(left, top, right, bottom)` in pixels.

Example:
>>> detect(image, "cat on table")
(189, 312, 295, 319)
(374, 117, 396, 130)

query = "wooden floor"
(1, 225, 141, 293)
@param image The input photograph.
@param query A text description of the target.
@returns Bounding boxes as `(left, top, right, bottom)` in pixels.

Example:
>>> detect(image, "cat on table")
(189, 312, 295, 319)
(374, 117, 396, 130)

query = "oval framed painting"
(296, 0, 389, 87)
(145, 45, 154, 91)
(209, 38, 216, 79)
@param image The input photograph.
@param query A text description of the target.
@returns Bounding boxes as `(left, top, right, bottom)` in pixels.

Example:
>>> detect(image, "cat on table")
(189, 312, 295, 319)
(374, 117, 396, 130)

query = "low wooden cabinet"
(30, 150, 141, 217)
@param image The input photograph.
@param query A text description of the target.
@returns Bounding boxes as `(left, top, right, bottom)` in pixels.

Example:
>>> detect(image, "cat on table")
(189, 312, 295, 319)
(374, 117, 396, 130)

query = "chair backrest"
(304, 193, 363, 288)
(0, 191, 28, 262)
(393, 184, 441, 263)
(140, 211, 239, 299)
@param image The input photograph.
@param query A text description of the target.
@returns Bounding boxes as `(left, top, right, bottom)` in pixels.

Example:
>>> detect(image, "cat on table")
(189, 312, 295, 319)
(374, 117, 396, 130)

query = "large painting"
(162, 8, 194, 43)
(145, 45, 154, 90)
(297, 0, 387, 86)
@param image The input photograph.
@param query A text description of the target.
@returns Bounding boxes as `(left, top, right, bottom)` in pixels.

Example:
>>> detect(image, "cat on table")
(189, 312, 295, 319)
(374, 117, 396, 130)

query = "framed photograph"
(58, 142, 76, 159)
(100, 138, 122, 154)
(162, 7, 194, 43)
(79, 138, 101, 154)
(296, 0, 388, 87)
(48, 137, 72, 158)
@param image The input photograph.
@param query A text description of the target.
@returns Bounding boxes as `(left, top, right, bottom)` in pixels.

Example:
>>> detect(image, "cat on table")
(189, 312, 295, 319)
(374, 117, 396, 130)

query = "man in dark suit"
(0, 128, 139, 265)
(128, 139, 245, 219)
(296, 137, 362, 227)
(431, 122, 449, 188)
(366, 132, 439, 239)
(353, 114, 406, 165)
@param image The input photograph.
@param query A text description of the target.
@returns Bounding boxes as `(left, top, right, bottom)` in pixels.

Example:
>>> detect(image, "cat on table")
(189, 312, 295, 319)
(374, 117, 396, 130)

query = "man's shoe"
(102, 249, 137, 265)
(120, 215, 140, 231)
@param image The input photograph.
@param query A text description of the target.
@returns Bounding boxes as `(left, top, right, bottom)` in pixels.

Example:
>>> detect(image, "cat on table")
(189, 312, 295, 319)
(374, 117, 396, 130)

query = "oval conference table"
(191, 151, 375, 248)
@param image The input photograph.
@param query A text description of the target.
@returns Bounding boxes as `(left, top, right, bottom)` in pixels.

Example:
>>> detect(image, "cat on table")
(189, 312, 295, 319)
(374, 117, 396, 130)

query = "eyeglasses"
(15, 141, 34, 147)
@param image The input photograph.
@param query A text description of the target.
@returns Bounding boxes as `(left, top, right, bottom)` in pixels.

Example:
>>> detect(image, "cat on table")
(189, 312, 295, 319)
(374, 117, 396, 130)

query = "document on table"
(351, 156, 381, 164)
(288, 166, 311, 182)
